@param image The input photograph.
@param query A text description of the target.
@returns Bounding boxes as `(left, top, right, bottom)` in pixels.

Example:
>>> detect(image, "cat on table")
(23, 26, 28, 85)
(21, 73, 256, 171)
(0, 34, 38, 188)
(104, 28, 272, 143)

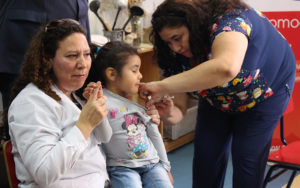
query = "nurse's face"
(159, 25, 193, 58)
(50, 33, 91, 96)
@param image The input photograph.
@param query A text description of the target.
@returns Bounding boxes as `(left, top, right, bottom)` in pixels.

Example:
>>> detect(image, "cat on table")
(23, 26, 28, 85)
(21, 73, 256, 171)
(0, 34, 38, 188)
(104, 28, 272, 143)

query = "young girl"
(84, 41, 173, 188)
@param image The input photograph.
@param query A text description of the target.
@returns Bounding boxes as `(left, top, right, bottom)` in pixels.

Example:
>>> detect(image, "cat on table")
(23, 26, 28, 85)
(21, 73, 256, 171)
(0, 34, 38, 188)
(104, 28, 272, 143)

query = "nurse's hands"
(145, 95, 175, 121)
(138, 81, 165, 100)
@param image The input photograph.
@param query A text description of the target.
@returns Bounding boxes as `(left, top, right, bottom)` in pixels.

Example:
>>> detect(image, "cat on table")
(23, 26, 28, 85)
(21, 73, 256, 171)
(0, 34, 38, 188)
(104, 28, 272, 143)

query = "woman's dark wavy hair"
(86, 41, 139, 88)
(150, 0, 248, 77)
(2, 19, 86, 126)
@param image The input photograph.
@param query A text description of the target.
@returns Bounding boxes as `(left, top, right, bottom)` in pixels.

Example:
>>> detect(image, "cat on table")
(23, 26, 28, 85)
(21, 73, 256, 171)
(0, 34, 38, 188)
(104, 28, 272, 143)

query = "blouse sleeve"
(210, 9, 252, 44)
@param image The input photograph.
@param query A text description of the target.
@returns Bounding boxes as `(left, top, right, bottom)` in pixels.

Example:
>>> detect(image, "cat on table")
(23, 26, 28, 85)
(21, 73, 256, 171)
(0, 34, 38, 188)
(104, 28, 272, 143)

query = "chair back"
(263, 97, 300, 188)
(3, 140, 19, 188)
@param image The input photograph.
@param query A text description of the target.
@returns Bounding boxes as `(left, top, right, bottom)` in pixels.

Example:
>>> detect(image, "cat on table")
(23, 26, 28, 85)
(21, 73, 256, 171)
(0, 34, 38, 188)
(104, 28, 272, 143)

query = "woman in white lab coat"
(3, 19, 112, 188)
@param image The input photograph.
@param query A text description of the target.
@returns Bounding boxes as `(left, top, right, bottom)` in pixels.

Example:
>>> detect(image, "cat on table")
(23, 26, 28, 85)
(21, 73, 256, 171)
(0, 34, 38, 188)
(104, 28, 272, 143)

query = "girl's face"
(159, 25, 193, 58)
(50, 33, 91, 97)
(115, 55, 143, 97)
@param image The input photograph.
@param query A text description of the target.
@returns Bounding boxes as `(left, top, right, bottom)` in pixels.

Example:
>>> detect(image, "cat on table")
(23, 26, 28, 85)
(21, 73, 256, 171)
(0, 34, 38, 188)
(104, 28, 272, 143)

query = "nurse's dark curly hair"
(2, 19, 87, 126)
(150, 0, 249, 77)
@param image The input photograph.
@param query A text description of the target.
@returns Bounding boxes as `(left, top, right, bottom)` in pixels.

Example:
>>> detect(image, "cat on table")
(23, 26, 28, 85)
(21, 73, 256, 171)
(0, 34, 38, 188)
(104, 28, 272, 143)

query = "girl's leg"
(193, 100, 232, 188)
(107, 166, 142, 188)
(141, 163, 173, 188)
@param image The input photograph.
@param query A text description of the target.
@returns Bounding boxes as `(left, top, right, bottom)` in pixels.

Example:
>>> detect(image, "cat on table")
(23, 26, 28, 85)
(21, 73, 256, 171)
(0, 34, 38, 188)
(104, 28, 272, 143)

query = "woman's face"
(159, 25, 193, 58)
(50, 33, 91, 96)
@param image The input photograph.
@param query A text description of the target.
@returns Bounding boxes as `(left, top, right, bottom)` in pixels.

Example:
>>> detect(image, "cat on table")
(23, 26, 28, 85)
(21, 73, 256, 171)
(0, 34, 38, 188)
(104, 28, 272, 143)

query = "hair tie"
(96, 46, 101, 54)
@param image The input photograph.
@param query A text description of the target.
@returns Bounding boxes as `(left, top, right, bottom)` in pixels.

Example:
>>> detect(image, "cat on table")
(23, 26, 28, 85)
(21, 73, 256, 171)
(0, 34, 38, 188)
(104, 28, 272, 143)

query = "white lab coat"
(8, 83, 112, 188)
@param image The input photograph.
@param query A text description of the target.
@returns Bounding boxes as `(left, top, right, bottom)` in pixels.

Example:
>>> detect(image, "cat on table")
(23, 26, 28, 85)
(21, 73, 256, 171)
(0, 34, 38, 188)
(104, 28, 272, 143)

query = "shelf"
(138, 43, 153, 53)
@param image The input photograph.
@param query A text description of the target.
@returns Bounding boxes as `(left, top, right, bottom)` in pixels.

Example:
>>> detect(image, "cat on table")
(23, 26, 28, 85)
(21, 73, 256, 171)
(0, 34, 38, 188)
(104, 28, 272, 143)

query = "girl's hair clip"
(96, 46, 101, 54)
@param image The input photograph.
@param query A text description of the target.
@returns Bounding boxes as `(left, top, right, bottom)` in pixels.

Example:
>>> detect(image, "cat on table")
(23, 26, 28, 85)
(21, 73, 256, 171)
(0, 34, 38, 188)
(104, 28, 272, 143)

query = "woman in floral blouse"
(139, 0, 296, 187)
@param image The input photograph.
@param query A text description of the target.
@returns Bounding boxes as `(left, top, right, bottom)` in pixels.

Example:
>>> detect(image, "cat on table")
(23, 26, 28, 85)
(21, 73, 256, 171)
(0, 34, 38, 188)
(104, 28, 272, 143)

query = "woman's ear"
(105, 67, 117, 81)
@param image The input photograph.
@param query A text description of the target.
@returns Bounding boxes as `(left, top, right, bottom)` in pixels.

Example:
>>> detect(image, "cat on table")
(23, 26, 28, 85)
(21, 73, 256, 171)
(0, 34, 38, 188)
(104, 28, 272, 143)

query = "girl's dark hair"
(2, 19, 87, 126)
(86, 41, 139, 87)
(150, 0, 249, 77)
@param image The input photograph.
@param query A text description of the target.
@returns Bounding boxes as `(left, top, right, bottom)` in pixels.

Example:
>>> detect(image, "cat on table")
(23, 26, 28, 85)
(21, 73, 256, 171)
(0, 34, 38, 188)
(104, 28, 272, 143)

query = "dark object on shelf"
(89, 0, 112, 31)
(122, 5, 144, 31)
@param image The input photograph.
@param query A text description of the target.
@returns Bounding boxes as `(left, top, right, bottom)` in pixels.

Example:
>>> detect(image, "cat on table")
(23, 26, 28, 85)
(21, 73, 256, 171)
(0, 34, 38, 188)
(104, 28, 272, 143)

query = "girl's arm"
(146, 121, 171, 171)
(93, 117, 112, 143)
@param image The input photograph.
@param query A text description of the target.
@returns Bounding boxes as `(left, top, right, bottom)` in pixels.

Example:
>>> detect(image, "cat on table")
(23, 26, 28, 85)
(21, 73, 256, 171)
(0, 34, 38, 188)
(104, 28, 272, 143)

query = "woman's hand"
(145, 102, 160, 125)
(83, 81, 103, 100)
(146, 95, 175, 120)
(154, 95, 175, 119)
(77, 83, 108, 139)
(146, 93, 186, 125)
(138, 81, 165, 100)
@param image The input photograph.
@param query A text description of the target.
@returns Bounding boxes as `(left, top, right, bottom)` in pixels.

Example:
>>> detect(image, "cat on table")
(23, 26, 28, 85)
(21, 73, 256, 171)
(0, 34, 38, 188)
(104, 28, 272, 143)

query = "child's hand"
(145, 103, 160, 125)
(83, 81, 103, 99)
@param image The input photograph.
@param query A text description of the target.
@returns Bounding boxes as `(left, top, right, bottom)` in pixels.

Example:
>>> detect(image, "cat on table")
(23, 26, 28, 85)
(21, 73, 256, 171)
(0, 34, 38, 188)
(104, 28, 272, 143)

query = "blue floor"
(168, 142, 299, 188)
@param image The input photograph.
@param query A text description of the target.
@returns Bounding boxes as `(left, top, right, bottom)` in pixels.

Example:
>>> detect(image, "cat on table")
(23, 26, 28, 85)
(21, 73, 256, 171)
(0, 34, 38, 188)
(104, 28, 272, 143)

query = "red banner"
(263, 11, 300, 152)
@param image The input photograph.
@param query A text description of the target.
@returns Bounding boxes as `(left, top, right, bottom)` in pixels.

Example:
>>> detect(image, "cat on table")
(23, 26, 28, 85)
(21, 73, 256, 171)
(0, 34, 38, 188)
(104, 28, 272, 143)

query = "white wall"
(244, 0, 300, 11)
(88, 0, 164, 35)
